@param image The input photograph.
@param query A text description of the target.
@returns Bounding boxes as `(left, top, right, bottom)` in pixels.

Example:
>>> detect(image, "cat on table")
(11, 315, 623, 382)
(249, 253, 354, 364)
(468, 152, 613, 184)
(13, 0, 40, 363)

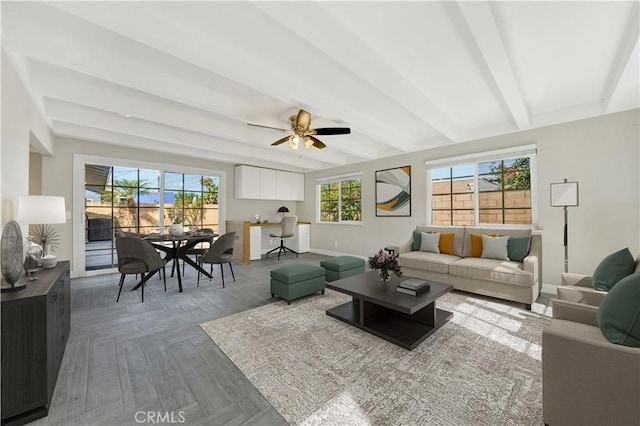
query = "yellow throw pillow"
(470, 233, 495, 257)
(439, 233, 455, 255)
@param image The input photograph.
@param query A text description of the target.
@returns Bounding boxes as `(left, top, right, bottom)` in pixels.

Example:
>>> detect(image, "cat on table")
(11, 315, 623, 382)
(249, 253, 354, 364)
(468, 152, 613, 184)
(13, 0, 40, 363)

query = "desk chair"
(115, 236, 167, 303)
(266, 216, 299, 261)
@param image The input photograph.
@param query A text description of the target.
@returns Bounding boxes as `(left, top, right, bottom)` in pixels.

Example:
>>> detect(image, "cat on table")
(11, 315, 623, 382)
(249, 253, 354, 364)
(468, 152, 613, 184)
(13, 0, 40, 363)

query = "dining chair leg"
(162, 266, 167, 292)
(116, 274, 126, 302)
(221, 264, 225, 288)
(141, 272, 146, 303)
(229, 262, 235, 282)
(197, 263, 201, 288)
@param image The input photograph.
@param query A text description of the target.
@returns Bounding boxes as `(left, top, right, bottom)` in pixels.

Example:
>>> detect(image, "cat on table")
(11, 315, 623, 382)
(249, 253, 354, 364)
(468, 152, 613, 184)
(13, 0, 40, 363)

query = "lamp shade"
(17, 196, 66, 224)
(277, 206, 289, 213)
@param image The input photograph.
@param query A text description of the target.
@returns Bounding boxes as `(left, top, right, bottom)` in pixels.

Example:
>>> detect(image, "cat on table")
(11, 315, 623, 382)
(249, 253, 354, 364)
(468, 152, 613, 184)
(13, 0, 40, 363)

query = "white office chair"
(266, 216, 299, 261)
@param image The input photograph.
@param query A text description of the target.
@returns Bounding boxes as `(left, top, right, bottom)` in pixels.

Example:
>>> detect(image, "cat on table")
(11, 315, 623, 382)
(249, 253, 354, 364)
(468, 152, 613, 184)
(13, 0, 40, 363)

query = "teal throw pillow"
(412, 230, 426, 251)
(507, 236, 530, 263)
(597, 272, 640, 347)
(592, 248, 635, 291)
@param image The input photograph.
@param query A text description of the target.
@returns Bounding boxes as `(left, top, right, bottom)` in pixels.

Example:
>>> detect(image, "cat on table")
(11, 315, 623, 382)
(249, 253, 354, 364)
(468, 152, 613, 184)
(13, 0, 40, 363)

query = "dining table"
(141, 232, 218, 293)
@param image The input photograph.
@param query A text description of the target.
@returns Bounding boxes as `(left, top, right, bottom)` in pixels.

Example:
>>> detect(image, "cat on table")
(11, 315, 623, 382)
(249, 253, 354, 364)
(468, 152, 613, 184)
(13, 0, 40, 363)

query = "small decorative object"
(32, 224, 60, 268)
(367, 249, 402, 283)
(254, 214, 261, 224)
(169, 217, 184, 237)
(24, 236, 43, 280)
(1, 220, 26, 292)
(376, 166, 411, 217)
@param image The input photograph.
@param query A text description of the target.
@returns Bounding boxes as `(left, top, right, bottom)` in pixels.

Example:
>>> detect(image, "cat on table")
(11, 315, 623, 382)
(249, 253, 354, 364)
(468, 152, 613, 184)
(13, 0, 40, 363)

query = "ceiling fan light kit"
(249, 109, 350, 150)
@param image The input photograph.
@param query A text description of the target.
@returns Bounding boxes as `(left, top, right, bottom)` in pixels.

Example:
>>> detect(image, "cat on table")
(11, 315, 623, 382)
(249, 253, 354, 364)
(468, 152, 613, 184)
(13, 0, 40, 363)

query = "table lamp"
(277, 206, 289, 220)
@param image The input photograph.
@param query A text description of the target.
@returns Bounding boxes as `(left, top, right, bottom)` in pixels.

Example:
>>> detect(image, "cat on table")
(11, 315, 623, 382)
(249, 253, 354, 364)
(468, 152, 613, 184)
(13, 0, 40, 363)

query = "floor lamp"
(550, 179, 579, 272)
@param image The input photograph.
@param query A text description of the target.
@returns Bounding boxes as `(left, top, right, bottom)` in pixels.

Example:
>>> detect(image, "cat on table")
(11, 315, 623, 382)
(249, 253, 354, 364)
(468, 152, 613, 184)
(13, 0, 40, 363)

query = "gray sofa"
(388, 226, 541, 310)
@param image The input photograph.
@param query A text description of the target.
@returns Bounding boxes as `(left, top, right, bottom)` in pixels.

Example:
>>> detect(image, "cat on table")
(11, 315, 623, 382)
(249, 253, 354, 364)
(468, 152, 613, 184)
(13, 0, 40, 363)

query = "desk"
(226, 221, 310, 264)
(143, 233, 216, 292)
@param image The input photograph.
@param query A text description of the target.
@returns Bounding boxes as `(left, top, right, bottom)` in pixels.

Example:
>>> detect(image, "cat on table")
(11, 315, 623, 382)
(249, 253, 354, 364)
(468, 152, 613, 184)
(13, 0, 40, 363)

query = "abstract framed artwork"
(375, 166, 411, 217)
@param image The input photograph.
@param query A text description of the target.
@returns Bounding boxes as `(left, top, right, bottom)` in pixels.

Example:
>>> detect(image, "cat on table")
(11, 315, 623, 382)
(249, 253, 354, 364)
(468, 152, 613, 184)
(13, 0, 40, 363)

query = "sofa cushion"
(470, 233, 495, 257)
(597, 273, 640, 347)
(412, 230, 423, 251)
(399, 251, 461, 274)
(415, 226, 465, 257)
(507, 236, 531, 263)
(463, 227, 532, 258)
(481, 235, 509, 261)
(420, 232, 440, 253)
(592, 248, 635, 291)
(448, 257, 532, 287)
(439, 233, 455, 255)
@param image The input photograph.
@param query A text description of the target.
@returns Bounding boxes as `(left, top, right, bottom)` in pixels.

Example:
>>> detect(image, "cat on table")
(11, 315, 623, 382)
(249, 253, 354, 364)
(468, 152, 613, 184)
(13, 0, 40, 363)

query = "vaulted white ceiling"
(2, 1, 638, 172)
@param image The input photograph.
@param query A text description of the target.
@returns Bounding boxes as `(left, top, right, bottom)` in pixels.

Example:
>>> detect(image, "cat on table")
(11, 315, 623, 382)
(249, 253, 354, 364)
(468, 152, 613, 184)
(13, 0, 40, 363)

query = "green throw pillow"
(592, 248, 635, 291)
(507, 236, 530, 263)
(412, 230, 426, 251)
(597, 272, 640, 347)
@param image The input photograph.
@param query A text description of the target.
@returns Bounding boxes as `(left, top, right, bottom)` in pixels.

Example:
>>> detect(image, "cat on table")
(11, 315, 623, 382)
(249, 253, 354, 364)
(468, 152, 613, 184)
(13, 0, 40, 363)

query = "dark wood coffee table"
(326, 271, 454, 350)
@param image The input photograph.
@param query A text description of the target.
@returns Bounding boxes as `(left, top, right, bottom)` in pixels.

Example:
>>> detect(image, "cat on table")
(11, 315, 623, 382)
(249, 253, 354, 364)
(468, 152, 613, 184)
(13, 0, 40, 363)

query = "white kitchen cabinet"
(235, 165, 304, 201)
(250, 226, 262, 260)
(292, 224, 310, 253)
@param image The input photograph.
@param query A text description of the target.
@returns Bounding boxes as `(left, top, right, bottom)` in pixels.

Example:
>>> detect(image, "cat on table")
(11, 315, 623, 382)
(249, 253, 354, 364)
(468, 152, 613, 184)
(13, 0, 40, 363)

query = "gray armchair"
(542, 299, 640, 426)
(115, 236, 167, 303)
(556, 272, 607, 307)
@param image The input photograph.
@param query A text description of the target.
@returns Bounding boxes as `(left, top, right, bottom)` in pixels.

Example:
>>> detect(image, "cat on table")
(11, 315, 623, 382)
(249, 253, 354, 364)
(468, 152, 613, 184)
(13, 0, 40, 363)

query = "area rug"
(200, 289, 552, 425)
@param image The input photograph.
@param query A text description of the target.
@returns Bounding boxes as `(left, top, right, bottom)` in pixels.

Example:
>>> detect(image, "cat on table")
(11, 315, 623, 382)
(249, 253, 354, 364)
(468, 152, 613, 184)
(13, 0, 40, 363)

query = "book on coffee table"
(399, 278, 428, 290)
(396, 283, 430, 296)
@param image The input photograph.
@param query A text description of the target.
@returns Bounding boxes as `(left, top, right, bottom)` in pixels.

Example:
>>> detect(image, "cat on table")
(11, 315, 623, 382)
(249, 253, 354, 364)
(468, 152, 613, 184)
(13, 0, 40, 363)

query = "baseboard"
(541, 283, 557, 296)
(309, 248, 367, 260)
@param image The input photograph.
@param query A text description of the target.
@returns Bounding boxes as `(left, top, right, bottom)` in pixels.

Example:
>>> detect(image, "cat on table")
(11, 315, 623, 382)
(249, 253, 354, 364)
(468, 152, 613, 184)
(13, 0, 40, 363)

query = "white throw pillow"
(481, 234, 510, 260)
(420, 232, 440, 253)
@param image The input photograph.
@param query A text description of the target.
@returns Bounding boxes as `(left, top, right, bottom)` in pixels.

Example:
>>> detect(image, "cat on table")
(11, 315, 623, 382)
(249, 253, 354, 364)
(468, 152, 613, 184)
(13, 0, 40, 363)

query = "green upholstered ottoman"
(270, 264, 326, 305)
(321, 256, 365, 282)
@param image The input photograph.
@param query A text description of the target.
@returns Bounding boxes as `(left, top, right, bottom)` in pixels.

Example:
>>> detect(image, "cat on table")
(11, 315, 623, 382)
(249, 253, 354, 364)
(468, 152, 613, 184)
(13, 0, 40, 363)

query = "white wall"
(299, 110, 640, 287)
(1, 51, 53, 227)
(42, 137, 298, 275)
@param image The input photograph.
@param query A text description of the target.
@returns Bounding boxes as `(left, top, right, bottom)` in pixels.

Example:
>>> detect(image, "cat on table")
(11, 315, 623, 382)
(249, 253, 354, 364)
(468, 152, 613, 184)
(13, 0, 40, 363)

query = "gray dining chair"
(266, 216, 299, 261)
(197, 231, 236, 288)
(115, 236, 167, 303)
(183, 228, 215, 275)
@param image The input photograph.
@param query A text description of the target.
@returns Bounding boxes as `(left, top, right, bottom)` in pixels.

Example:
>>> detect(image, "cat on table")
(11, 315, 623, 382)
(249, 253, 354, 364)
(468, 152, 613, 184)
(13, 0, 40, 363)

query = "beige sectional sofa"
(388, 226, 541, 310)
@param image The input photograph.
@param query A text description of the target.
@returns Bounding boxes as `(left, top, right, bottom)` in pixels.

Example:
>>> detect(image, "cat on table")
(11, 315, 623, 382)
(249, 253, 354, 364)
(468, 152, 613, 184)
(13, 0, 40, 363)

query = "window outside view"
(84, 164, 220, 270)
(431, 157, 531, 226)
(319, 177, 362, 223)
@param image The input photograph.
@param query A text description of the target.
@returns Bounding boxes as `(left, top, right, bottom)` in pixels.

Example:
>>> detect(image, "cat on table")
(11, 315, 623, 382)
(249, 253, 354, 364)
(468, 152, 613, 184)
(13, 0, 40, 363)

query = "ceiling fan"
(247, 109, 350, 150)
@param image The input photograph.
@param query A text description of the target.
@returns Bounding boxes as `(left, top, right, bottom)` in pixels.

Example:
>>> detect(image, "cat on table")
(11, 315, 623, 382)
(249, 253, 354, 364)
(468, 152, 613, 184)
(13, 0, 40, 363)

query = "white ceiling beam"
(44, 1, 412, 151)
(601, 1, 640, 111)
(45, 100, 342, 170)
(452, 1, 531, 130)
(253, 2, 460, 143)
(52, 122, 322, 173)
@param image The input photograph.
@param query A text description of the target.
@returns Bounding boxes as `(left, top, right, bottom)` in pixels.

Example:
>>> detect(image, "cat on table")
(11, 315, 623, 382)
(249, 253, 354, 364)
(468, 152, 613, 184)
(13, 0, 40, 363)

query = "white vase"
(169, 224, 184, 237)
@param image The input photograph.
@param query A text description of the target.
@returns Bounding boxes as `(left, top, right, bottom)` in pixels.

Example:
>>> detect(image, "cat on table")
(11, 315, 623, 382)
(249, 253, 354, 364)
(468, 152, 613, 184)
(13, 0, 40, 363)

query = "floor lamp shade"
(17, 196, 67, 224)
(550, 180, 579, 273)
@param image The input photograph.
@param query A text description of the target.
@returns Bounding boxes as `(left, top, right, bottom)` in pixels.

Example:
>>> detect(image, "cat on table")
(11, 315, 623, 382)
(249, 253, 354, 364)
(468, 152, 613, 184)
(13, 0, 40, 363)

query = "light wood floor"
(32, 253, 331, 426)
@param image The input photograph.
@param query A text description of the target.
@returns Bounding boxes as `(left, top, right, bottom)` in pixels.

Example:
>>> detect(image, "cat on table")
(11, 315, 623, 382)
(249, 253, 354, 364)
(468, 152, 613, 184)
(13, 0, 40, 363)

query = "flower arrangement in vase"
(367, 249, 402, 282)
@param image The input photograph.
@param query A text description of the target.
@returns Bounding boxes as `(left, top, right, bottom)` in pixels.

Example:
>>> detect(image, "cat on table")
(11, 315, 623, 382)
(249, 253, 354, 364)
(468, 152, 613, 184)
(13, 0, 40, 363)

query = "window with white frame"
(317, 174, 362, 223)
(427, 146, 537, 227)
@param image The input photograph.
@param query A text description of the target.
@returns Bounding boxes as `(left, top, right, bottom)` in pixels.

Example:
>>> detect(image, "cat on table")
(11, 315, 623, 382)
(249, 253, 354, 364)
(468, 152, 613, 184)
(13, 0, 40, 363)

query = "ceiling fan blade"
(313, 127, 351, 135)
(271, 136, 291, 146)
(247, 123, 289, 132)
(307, 136, 326, 149)
(296, 109, 311, 131)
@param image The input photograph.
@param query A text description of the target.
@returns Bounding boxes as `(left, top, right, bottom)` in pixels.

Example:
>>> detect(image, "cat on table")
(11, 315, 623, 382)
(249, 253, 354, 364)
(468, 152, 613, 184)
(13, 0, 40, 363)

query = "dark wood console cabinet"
(1, 261, 71, 426)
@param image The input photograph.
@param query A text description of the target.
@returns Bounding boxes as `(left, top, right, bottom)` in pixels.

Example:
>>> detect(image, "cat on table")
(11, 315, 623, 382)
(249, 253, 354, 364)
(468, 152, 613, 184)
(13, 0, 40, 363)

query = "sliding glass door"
(80, 158, 223, 273)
